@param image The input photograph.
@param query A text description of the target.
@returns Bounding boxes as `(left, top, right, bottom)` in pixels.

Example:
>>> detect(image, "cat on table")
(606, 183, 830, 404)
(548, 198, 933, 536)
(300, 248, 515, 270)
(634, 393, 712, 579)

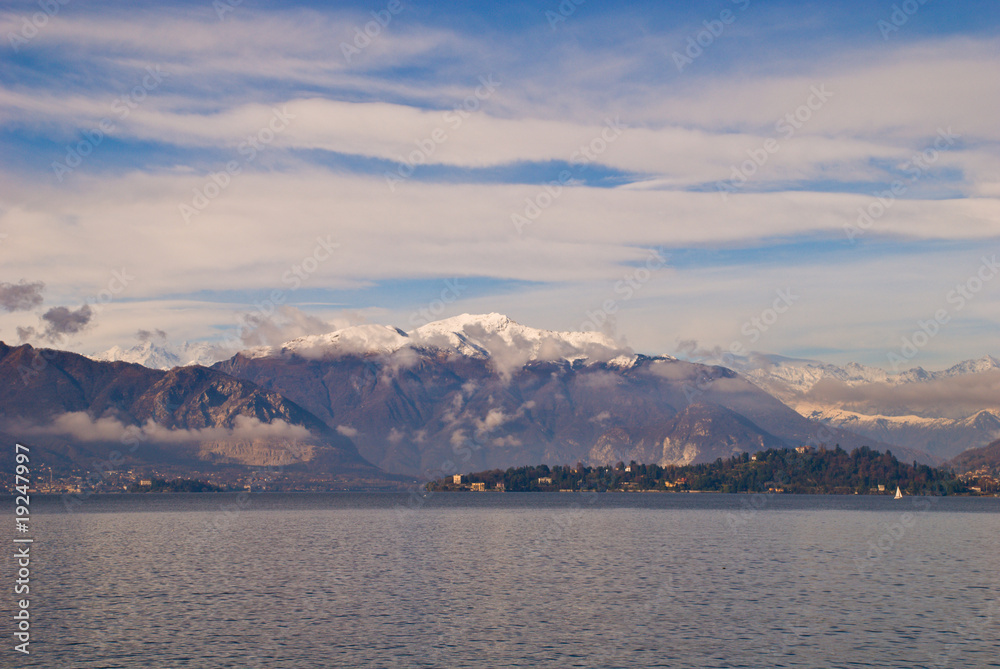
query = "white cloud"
(2, 28, 996, 192)
(1, 6, 997, 370)
(1, 165, 997, 366)
(15, 412, 314, 444)
(336, 425, 359, 438)
(475, 408, 512, 434)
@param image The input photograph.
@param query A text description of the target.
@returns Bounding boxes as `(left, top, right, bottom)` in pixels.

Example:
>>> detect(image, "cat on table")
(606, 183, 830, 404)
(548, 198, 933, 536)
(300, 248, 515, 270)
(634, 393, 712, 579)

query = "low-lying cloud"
(473, 400, 535, 436)
(241, 305, 336, 348)
(15, 412, 314, 444)
(409, 320, 633, 379)
(805, 372, 1000, 419)
(335, 425, 359, 438)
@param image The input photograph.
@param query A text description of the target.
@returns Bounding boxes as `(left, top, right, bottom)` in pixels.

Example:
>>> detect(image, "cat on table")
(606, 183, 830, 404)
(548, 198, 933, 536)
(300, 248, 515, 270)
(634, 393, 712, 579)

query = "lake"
(8, 492, 1000, 668)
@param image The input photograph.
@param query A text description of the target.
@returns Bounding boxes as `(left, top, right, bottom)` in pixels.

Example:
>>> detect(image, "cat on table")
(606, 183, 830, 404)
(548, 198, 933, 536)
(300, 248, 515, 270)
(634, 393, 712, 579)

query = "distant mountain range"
(6, 313, 998, 483)
(732, 354, 1000, 460)
(92, 339, 220, 369)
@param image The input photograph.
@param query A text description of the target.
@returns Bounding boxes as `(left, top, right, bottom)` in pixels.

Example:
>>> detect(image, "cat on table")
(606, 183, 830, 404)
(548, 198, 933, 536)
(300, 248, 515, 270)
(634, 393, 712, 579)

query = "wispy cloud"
(1, 1, 997, 368)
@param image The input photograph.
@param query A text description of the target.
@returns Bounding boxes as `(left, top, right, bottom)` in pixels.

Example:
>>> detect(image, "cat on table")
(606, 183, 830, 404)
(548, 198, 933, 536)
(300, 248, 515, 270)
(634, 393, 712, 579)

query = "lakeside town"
(8, 446, 998, 497)
(17, 467, 408, 494)
(427, 448, 1000, 496)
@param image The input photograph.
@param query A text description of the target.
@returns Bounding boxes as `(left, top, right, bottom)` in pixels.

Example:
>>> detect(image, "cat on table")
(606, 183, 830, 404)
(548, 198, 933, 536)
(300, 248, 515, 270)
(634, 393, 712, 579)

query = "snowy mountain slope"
(89, 313, 640, 372)
(740, 354, 1000, 398)
(85, 314, 994, 466)
(733, 353, 1000, 459)
(411, 312, 625, 359)
(264, 324, 411, 358)
(255, 313, 640, 373)
(94, 341, 182, 369)
(92, 340, 220, 370)
(798, 406, 1000, 460)
(213, 322, 934, 475)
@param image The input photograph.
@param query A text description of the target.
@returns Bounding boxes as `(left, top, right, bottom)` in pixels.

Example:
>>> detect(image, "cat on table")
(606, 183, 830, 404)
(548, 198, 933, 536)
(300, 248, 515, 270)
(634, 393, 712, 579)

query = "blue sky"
(0, 0, 998, 369)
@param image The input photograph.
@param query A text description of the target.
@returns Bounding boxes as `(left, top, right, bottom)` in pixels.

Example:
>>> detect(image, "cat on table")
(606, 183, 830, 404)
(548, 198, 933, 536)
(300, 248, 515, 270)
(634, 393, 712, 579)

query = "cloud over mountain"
(0, 3, 997, 367)
(805, 372, 1000, 420)
(17, 411, 314, 445)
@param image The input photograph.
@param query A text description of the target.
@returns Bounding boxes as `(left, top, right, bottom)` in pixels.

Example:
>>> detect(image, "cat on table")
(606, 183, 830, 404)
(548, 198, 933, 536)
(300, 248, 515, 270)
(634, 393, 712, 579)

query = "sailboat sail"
(894, 486, 903, 499)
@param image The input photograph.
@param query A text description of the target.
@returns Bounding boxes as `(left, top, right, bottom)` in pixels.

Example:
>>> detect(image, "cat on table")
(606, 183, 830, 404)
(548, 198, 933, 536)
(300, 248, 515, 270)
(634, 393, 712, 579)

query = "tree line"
(427, 446, 968, 495)
(128, 478, 223, 493)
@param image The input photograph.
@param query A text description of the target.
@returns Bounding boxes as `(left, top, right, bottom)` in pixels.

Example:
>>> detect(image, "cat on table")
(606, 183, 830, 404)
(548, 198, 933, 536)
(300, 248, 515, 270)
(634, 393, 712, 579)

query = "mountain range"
(211, 314, 933, 475)
(732, 354, 1000, 460)
(4, 313, 998, 483)
(0, 341, 382, 483)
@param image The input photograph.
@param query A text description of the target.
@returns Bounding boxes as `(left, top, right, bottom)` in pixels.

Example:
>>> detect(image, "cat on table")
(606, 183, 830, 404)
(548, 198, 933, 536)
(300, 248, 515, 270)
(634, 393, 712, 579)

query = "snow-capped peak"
(941, 355, 1000, 377)
(409, 313, 625, 362)
(262, 313, 632, 370)
(93, 341, 182, 369)
(273, 324, 410, 358)
(410, 313, 629, 365)
(91, 340, 220, 370)
(739, 352, 1000, 401)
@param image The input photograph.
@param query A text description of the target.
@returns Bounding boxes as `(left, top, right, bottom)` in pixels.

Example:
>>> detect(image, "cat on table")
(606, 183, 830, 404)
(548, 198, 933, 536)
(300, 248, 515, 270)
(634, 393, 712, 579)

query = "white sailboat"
(894, 485, 903, 499)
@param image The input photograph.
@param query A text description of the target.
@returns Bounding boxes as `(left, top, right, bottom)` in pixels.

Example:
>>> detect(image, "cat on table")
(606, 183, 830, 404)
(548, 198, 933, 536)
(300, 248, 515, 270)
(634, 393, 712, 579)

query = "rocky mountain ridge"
(210, 314, 933, 475)
(0, 341, 379, 479)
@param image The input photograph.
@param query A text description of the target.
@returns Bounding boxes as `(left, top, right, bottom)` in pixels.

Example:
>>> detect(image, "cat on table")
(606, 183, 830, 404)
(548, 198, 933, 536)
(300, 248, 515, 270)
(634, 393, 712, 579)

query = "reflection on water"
(12, 493, 1000, 668)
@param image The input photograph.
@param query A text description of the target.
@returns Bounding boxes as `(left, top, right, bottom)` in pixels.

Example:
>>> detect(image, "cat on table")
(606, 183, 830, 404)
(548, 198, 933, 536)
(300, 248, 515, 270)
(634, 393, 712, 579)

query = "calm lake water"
(7, 492, 1000, 668)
